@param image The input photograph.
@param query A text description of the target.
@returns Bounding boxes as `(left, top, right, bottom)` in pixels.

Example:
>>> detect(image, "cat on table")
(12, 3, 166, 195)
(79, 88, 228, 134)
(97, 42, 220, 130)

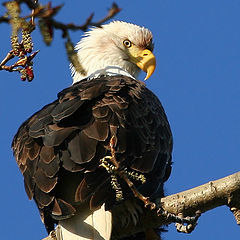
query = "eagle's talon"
(142, 197, 156, 210)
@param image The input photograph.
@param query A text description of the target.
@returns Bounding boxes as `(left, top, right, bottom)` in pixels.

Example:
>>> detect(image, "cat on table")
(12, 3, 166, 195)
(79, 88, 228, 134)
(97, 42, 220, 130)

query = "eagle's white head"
(71, 21, 156, 83)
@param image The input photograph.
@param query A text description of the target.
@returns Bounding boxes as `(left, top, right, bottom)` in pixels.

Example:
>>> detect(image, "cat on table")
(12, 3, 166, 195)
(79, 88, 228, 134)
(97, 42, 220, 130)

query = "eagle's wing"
(12, 75, 172, 233)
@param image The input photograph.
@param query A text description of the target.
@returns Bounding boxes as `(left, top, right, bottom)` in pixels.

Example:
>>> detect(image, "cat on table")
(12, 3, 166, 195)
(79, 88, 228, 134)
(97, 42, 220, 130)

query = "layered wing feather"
(12, 75, 172, 232)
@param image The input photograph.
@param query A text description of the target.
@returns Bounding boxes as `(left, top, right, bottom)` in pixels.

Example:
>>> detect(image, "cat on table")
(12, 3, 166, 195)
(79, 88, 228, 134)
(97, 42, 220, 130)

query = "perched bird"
(12, 21, 173, 240)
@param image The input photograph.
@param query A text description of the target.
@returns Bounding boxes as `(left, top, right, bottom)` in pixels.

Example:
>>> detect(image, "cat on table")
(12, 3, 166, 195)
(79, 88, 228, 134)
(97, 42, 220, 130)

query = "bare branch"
(111, 171, 240, 239)
(91, 3, 122, 27)
(0, 50, 15, 67)
(0, 15, 9, 23)
(46, 2, 121, 35)
(41, 172, 240, 239)
(16, 0, 39, 9)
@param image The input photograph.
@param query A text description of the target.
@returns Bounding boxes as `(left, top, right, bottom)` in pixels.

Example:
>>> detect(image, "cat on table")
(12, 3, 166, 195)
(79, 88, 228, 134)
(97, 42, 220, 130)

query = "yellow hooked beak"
(128, 46, 156, 80)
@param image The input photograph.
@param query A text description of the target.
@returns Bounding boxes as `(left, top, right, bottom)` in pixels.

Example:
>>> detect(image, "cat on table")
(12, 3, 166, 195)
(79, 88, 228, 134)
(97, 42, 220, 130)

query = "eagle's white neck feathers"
(71, 21, 153, 84)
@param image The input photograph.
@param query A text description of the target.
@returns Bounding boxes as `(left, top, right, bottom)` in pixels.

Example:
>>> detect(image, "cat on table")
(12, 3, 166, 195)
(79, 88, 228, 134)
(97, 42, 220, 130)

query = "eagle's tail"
(58, 204, 112, 240)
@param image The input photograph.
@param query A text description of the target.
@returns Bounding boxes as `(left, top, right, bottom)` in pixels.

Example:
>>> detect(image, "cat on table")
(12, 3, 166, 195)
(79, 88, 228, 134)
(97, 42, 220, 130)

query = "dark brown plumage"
(12, 75, 172, 235)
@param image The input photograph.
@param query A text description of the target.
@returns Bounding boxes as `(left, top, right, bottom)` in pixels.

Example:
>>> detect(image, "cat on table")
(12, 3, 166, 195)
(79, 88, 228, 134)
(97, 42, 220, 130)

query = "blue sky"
(0, 0, 240, 239)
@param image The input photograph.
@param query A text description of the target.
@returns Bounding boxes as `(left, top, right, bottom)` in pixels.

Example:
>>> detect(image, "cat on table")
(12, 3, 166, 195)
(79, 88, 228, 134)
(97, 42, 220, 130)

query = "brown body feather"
(12, 75, 172, 234)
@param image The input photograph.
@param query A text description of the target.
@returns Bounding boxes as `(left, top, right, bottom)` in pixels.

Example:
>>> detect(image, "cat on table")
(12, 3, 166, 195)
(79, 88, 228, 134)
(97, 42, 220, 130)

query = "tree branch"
(42, 171, 240, 239)
(0, 16, 9, 24)
(111, 171, 240, 239)
(0, 1, 121, 81)
(17, 0, 39, 9)
(48, 3, 121, 34)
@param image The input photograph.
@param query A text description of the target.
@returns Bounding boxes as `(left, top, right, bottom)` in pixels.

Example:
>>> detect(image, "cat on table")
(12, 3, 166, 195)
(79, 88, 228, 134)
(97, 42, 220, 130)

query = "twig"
(46, 3, 121, 35)
(91, 3, 122, 27)
(0, 50, 15, 67)
(0, 1, 121, 81)
(31, 0, 38, 25)
(0, 16, 9, 23)
(17, 0, 39, 9)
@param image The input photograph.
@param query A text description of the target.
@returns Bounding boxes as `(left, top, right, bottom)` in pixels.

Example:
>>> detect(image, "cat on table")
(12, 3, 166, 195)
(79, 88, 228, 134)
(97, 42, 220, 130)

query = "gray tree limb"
(43, 171, 240, 239)
(112, 171, 240, 238)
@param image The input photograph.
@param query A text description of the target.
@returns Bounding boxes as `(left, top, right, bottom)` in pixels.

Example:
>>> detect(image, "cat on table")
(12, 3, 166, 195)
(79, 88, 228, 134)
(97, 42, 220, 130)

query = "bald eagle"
(12, 21, 172, 239)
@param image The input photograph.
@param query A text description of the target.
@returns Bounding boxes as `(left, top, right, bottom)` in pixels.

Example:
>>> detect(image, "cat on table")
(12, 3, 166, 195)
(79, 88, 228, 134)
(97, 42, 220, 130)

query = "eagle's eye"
(123, 39, 132, 48)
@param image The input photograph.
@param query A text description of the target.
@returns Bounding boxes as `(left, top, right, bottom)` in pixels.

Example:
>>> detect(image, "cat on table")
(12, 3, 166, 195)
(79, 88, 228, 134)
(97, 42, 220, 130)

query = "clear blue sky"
(0, 0, 239, 239)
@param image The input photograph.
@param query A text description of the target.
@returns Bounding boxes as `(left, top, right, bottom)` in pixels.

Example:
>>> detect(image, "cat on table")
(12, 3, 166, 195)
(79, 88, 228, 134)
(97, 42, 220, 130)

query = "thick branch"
(42, 172, 240, 240)
(112, 171, 240, 239)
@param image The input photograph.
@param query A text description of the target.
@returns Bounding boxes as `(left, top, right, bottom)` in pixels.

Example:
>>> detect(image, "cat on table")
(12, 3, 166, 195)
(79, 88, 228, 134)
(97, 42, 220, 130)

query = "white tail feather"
(58, 204, 112, 240)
